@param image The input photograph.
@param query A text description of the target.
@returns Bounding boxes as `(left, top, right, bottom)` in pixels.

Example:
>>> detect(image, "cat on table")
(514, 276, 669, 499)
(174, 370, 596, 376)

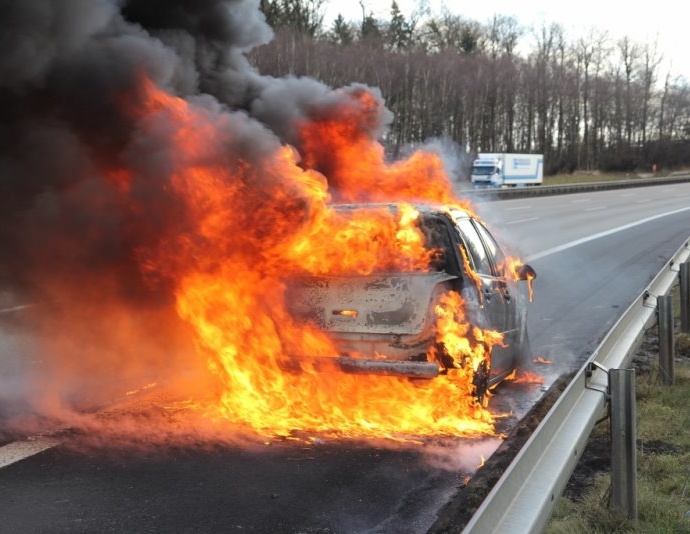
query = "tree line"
(254, 0, 690, 175)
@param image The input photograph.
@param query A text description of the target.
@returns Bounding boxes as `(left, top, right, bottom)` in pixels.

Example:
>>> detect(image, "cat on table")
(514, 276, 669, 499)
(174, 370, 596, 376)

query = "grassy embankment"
(546, 288, 690, 533)
(543, 171, 657, 186)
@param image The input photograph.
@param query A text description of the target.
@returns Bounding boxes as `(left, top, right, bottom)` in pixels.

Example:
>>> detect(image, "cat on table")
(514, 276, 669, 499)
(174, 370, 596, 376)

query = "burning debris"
(505, 370, 545, 385)
(0, 0, 526, 441)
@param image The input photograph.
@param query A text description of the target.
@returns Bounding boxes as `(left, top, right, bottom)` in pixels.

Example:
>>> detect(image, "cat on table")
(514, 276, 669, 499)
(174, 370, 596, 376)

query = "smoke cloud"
(0, 0, 406, 437)
(0, 0, 468, 450)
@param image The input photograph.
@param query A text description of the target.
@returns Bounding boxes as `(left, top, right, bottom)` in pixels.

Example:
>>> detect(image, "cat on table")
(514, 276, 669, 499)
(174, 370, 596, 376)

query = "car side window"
(472, 220, 506, 277)
(455, 219, 493, 276)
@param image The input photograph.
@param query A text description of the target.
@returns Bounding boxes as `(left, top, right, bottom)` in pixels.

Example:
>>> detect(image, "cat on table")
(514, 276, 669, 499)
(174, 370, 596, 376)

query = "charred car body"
(286, 204, 536, 400)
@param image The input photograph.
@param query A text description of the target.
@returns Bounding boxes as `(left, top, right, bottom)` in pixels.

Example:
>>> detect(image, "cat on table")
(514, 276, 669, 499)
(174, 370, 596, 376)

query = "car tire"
(473, 357, 489, 405)
(435, 340, 490, 405)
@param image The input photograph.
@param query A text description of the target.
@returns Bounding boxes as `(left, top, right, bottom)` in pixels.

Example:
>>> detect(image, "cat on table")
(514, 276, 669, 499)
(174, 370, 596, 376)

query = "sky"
(323, 0, 690, 83)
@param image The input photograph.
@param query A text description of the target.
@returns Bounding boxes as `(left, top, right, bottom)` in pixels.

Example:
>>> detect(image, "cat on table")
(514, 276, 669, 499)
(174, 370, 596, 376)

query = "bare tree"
(658, 68, 672, 140)
(640, 41, 662, 145)
(486, 15, 522, 59)
(532, 23, 563, 156)
(575, 28, 608, 169)
(248, 8, 690, 174)
(618, 36, 640, 146)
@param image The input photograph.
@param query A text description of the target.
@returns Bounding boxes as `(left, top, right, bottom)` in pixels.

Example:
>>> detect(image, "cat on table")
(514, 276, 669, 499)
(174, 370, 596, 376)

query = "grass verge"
(543, 172, 655, 186)
(546, 330, 690, 533)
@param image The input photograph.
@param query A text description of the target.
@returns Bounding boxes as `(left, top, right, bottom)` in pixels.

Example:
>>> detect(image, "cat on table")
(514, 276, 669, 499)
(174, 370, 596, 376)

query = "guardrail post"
(610, 368, 637, 521)
(681, 262, 690, 333)
(658, 295, 675, 385)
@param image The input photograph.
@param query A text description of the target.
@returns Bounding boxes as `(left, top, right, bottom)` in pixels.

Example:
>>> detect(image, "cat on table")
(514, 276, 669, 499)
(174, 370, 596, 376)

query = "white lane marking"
(621, 193, 636, 197)
(526, 206, 690, 261)
(584, 206, 607, 211)
(0, 438, 61, 469)
(571, 198, 591, 203)
(506, 205, 533, 211)
(507, 217, 539, 225)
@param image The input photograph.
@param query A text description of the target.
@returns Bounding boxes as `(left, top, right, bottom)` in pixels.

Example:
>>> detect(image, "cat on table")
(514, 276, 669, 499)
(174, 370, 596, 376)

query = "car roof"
(330, 202, 473, 220)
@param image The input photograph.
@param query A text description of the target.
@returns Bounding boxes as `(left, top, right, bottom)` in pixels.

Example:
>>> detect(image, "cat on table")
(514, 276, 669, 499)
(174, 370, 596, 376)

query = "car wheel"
(435, 340, 490, 405)
(433, 341, 456, 371)
(472, 357, 489, 405)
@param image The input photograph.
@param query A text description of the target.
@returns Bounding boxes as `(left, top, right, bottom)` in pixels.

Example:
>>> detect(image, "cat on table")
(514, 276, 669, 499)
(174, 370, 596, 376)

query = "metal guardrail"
(460, 173, 690, 201)
(461, 236, 690, 533)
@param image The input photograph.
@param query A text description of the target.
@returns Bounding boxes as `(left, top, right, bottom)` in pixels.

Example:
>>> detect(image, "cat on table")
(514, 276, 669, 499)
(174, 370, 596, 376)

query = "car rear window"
(417, 214, 454, 273)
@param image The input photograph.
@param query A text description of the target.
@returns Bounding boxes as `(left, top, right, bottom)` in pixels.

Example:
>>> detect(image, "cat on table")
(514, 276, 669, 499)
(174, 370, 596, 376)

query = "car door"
(471, 218, 519, 335)
(452, 218, 507, 331)
(451, 216, 517, 375)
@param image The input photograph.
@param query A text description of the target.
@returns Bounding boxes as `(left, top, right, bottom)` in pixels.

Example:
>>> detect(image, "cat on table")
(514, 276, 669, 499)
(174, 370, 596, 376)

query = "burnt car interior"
(417, 213, 462, 275)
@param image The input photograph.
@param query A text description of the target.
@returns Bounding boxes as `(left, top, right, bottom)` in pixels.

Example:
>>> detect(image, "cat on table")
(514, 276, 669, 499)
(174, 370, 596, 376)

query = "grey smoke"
(0, 0, 285, 292)
(0, 0, 397, 425)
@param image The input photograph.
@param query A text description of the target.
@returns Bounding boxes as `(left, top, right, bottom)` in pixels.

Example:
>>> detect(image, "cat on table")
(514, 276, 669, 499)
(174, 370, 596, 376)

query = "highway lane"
(1, 183, 689, 533)
(474, 182, 690, 259)
(474, 182, 690, 373)
(527, 210, 689, 372)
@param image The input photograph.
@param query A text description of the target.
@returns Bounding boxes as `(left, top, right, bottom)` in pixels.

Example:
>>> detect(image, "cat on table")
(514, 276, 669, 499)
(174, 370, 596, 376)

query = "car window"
(454, 218, 493, 276)
(472, 220, 506, 277)
(418, 214, 454, 273)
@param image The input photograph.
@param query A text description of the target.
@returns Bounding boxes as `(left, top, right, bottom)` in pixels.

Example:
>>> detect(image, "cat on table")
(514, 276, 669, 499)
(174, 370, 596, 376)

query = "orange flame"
(125, 76, 525, 439)
(512, 371, 545, 385)
(282, 203, 434, 276)
(297, 87, 466, 206)
(459, 246, 483, 301)
(533, 357, 552, 365)
(506, 258, 536, 302)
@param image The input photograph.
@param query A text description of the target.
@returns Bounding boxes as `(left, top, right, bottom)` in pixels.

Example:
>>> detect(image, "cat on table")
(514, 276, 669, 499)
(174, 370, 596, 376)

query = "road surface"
(1, 183, 689, 533)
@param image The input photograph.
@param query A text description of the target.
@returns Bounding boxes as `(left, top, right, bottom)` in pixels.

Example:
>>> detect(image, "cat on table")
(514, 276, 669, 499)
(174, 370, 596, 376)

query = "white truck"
(470, 153, 543, 187)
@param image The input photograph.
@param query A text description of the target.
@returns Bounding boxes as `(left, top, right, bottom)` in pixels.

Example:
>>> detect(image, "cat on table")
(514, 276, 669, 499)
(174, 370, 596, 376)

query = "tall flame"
(506, 258, 536, 302)
(128, 77, 511, 439)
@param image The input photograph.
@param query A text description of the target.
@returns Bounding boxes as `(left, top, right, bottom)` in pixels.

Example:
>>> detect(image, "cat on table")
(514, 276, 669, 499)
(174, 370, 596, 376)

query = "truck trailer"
(470, 153, 543, 187)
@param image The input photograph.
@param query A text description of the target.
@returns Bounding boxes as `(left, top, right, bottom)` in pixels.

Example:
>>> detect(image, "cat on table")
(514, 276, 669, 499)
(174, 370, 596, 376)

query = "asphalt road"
(1, 183, 689, 533)
(476, 182, 690, 372)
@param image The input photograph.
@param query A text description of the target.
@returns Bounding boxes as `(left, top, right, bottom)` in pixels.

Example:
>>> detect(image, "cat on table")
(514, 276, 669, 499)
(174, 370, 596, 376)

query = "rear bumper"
(328, 330, 433, 361)
(336, 357, 439, 378)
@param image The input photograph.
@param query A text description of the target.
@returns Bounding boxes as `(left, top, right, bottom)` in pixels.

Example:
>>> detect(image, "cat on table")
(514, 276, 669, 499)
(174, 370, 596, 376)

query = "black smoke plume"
(0, 0, 389, 427)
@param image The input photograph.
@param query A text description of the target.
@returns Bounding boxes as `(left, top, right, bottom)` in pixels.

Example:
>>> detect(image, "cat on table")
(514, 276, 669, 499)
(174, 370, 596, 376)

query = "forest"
(254, 0, 690, 176)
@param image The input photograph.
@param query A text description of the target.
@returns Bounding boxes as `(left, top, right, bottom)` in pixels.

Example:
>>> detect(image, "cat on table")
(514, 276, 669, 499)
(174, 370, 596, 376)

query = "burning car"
(286, 203, 536, 402)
